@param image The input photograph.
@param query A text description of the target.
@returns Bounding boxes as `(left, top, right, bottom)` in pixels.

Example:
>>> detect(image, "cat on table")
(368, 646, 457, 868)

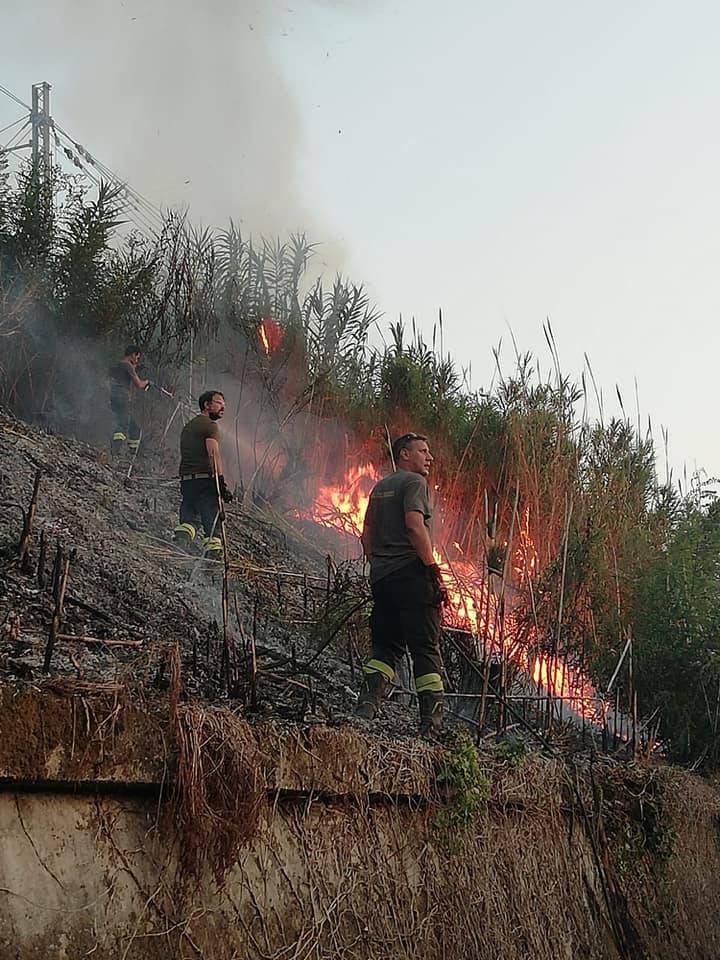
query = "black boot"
(354, 671, 390, 720)
(419, 691, 444, 735)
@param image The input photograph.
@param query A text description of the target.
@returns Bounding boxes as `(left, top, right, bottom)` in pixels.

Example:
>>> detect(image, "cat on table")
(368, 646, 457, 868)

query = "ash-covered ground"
(0, 407, 448, 741)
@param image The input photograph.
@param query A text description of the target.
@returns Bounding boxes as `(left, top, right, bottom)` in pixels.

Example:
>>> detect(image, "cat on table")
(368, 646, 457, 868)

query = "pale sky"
(2, 1, 718, 484)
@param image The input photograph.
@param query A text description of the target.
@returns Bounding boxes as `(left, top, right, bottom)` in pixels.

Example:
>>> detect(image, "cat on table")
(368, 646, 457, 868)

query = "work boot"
(419, 691, 444, 735)
(354, 671, 390, 720)
(173, 524, 196, 552)
(202, 535, 223, 562)
(111, 432, 127, 459)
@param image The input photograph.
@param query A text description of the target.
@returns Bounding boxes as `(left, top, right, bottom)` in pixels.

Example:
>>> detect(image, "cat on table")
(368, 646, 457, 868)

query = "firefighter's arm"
(406, 512, 448, 605)
(405, 511, 435, 566)
(206, 438, 234, 503)
(205, 437, 224, 477)
(360, 509, 373, 560)
(131, 372, 150, 390)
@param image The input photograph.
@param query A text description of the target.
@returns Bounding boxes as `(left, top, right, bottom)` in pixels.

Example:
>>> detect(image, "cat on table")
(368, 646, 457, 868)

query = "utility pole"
(30, 81, 52, 174)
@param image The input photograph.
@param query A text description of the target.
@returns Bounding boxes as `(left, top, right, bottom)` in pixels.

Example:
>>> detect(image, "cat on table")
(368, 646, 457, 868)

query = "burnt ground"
(0, 406, 460, 741)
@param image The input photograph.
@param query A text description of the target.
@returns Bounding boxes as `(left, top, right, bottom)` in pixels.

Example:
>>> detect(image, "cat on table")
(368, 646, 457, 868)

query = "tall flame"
(308, 462, 380, 538)
(257, 317, 283, 355)
(258, 321, 270, 355)
(304, 463, 603, 723)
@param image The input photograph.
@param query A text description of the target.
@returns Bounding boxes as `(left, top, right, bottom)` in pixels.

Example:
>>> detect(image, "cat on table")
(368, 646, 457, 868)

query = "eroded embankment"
(1, 685, 720, 960)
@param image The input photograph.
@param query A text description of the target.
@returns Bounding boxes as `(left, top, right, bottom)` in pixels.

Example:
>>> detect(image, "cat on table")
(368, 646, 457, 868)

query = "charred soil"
(0, 407, 423, 738)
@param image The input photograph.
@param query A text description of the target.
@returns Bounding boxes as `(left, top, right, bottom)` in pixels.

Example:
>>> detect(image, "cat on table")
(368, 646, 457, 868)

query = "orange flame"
(308, 462, 380, 538)
(258, 322, 270, 354)
(305, 463, 603, 722)
(257, 317, 283, 355)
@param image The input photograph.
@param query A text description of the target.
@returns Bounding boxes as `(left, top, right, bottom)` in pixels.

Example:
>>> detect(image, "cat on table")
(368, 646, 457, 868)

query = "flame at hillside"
(303, 462, 603, 723)
(257, 317, 283, 355)
(307, 462, 380, 538)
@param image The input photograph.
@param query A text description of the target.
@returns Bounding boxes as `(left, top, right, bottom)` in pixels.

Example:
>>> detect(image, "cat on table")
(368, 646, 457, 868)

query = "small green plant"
(493, 735, 528, 771)
(433, 730, 491, 853)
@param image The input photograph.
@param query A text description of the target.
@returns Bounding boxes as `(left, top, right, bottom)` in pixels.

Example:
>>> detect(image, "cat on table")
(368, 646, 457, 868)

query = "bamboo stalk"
(18, 469, 41, 572)
(56, 635, 144, 647)
(629, 632, 638, 759)
(233, 592, 256, 708)
(227, 562, 326, 585)
(43, 550, 71, 673)
(51, 539, 62, 599)
(36, 528, 46, 589)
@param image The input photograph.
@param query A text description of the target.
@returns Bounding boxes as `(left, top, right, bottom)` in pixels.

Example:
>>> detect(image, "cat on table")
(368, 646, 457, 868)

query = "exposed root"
(171, 703, 267, 884)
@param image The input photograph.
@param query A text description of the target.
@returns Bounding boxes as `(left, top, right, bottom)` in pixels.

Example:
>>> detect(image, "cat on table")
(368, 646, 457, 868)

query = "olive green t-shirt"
(364, 470, 432, 583)
(179, 414, 220, 475)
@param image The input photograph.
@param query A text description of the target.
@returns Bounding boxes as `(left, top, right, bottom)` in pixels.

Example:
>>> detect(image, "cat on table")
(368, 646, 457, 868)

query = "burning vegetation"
(301, 461, 601, 725)
(1, 159, 720, 766)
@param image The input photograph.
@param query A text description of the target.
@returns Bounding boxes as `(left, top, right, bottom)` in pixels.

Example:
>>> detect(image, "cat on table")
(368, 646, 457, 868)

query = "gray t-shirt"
(364, 470, 432, 583)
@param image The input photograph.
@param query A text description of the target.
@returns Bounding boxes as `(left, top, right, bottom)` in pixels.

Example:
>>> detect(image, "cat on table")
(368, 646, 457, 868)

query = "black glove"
(425, 562, 449, 607)
(218, 475, 234, 504)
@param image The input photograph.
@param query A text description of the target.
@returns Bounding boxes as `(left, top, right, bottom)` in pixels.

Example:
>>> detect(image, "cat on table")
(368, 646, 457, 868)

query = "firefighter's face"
(402, 439, 433, 476)
(205, 394, 225, 421)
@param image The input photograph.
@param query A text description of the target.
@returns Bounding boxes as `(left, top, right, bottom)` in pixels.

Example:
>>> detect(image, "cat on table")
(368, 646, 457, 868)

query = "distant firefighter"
(108, 344, 149, 455)
(173, 390, 234, 561)
(356, 432, 448, 734)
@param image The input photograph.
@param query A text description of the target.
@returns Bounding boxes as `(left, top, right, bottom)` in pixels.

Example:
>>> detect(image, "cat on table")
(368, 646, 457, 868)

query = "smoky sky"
(2, 0, 362, 236)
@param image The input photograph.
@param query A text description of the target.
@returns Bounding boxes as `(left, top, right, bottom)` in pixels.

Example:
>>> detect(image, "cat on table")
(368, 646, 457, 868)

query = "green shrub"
(433, 731, 490, 853)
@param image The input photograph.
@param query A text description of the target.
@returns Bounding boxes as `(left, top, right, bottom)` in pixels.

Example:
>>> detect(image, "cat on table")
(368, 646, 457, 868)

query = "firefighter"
(356, 432, 448, 734)
(173, 390, 234, 560)
(109, 344, 149, 455)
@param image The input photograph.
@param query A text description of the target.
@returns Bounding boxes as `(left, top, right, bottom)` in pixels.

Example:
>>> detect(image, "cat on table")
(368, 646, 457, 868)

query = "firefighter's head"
(199, 390, 225, 421)
(392, 433, 433, 477)
(123, 344, 142, 365)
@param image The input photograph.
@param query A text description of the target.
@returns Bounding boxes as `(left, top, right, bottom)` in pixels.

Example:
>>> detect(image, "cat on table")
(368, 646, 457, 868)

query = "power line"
(53, 128, 163, 236)
(0, 83, 31, 111)
(0, 113, 29, 138)
(53, 120, 164, 221)
(56, 128, 165, 233)
(52, 128, 161, 236)
(1, 81, 166, 238)
(1, 119, 31, 153)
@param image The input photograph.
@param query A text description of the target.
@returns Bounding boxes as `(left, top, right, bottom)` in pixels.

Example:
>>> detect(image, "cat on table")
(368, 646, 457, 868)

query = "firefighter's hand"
(426, 563, 449, 607)
(218, 475, 234, 504)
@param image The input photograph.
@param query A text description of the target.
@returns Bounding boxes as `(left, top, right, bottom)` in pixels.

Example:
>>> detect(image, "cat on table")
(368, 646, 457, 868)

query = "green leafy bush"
(433, 731, 490, 852)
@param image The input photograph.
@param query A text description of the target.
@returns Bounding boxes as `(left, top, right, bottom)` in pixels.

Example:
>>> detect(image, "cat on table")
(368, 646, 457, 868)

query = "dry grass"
(171, 703, 268, 884)
(5, 679, 720, 959)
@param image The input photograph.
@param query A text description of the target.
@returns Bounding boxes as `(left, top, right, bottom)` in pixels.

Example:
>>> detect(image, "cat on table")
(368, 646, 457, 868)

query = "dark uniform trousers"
(368, 559, 443, 691)
(110, 397, 140, 449)
(179, 478, 219, 538)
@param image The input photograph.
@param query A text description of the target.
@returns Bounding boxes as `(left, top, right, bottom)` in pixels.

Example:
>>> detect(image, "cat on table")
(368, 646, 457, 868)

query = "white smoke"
(2, 0, 369, 236)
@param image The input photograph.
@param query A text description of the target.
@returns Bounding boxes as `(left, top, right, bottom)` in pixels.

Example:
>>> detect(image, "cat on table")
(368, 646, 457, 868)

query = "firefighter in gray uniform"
(356, 432, 448, 733)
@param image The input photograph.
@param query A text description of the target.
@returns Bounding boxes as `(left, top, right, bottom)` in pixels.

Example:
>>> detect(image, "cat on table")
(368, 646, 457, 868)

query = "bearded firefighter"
(356, 432, 448, 734)
(173, 390, 234, 560)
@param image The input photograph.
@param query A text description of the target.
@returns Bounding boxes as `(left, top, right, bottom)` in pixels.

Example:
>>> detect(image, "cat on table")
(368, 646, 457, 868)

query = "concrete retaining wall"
(2, 685, 720, 960)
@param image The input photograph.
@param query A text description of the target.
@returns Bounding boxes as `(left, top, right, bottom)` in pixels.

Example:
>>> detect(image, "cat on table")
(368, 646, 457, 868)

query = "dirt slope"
(0, 407, 426, 736)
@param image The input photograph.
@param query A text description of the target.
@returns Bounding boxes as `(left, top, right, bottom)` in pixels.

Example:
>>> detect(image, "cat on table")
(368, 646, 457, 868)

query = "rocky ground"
(0, 406, 451, 741)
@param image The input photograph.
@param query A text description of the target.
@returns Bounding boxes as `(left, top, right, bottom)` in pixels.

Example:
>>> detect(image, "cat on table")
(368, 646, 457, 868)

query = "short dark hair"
(392, 432, 428, 463)
(198, 390, 224, 411)
(123, 344, 141, 357)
